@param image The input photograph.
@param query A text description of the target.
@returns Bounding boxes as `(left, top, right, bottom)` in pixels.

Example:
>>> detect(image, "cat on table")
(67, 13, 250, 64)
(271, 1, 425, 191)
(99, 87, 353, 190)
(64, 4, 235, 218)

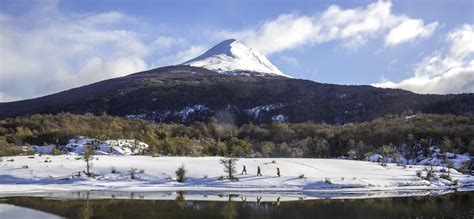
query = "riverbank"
(1, 155, 473, 199)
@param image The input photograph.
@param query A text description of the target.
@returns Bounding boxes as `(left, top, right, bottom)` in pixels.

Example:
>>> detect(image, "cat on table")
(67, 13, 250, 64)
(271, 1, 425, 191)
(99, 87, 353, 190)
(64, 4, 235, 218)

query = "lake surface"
(1, 191, 473, 219)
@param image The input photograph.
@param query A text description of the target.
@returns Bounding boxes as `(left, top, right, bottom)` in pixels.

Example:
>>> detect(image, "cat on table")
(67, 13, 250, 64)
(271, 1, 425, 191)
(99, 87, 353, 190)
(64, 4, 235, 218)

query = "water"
(0, 204, 60, 219)
(1, 191, 473, 219)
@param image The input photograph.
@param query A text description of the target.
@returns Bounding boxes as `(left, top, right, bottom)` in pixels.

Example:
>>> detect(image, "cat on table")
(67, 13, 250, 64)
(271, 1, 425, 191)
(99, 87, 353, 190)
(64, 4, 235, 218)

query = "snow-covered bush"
(417, 166, 435, 180)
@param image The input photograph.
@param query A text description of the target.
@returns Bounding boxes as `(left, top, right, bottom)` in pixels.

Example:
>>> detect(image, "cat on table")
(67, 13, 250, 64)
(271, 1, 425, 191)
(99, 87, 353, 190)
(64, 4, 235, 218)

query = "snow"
(405, 115, 416, 122)
(183, 39, 291, 77)
(176, 104, 209, 121)
(366, 154, 384, 162)
(272, 114, 288, 122)
(365, 147, 472, 170)
(126, 105, 210, 122)
(32, 145, 55, 154)
(244, 104, 283, 119)
(41, 137, 149, 155)
(0, 156, 472, 199)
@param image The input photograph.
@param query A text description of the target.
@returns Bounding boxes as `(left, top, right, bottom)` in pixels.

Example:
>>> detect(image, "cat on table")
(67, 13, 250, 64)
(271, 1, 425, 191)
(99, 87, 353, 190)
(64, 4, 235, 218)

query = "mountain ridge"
(0, 65, 472, 124)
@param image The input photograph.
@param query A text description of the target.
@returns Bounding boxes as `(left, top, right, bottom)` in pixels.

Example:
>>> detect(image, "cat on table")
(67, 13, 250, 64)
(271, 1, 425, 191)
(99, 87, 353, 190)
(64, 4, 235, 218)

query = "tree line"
(0, 113, 473, 158)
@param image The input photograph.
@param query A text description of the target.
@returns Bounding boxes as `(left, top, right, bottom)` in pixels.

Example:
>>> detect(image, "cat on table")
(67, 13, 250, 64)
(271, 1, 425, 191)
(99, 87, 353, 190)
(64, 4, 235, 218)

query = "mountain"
(0, 40, 473, 124)
(183, 39, 290, 77)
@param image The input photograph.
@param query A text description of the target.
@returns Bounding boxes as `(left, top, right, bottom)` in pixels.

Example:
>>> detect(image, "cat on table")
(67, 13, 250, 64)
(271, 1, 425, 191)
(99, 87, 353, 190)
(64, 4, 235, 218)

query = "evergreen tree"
(220, 157, 238, 181)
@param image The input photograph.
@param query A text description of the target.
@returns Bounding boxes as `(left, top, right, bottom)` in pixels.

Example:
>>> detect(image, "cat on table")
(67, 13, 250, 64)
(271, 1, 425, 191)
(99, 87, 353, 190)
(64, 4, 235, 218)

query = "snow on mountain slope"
(183, 39, 291, 77)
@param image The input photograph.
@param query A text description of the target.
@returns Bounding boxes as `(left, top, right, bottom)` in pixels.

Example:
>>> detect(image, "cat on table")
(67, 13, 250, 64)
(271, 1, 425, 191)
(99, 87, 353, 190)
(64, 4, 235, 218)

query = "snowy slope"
(183, 39, 291, 77)
(1, 156, 473, 199)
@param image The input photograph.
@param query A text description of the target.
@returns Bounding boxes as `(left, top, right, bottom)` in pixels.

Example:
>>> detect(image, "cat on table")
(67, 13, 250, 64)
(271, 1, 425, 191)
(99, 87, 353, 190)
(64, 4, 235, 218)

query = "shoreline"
(1, 155, 473, 200)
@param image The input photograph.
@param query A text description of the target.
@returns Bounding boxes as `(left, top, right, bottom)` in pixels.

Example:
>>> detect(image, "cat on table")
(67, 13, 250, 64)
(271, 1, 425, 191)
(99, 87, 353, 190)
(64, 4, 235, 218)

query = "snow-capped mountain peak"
(183, 39, 290, 77)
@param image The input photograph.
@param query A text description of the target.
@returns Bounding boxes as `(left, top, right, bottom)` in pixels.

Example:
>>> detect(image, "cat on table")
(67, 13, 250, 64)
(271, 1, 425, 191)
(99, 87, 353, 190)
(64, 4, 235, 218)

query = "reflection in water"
(0, 204, 60, 219)
(240, 197, 246, 207)
(0, 191, 473, 219)
(221, 195, 238, 219)
(78, 192, 93, 219)
(176, 191, 186, 209)
(273, 197, 281, 208)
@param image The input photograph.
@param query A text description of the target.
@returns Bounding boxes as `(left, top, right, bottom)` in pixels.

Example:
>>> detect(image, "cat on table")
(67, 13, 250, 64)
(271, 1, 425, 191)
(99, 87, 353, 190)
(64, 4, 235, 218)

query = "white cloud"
(151, 36, 186, 49)
(0, 2, 155, 101)
(279, 55, 299, 67)
(220, 14, 315, 54)
(219, 1, 438, 54)
(220, 1, 438, 54)
(0, 91, 19, 102)
(385, 19, 438, 46)
(153, 45, 207, 67)
(372, 24, 474, 94)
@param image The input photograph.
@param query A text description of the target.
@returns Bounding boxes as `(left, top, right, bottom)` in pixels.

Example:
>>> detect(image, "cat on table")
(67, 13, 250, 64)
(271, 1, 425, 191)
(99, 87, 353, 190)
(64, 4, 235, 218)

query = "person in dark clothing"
(277, 167, 280, 177)
(257, 166, 262, 176)
(241, 165, 247, 175)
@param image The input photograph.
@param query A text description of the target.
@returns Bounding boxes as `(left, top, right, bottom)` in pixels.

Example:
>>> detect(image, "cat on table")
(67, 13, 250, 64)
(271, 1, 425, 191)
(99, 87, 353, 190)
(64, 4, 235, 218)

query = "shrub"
(129, 168, 138, 179)
(439, 173, 451, 180)
(50, 147, 62, 155)
(175, 164, 186, 183)
(459, 162, 469, 173)
(417, 166, 435, 180)
(324, 177, 332, 184)
(425, 166, 434, 180)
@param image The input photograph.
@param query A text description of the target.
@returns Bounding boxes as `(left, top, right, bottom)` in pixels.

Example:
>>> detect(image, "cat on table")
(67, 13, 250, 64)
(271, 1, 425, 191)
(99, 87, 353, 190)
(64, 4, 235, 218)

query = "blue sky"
(0, 0, 473, 101)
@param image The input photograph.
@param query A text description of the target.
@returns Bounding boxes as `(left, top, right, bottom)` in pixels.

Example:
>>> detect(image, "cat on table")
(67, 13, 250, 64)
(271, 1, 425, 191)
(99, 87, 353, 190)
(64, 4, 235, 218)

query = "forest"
(0, 113, 473, 158)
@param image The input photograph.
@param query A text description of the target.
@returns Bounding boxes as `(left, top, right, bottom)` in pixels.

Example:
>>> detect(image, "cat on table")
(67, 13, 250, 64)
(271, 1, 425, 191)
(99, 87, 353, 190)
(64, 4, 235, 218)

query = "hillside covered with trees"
(1, 113, 472, 159)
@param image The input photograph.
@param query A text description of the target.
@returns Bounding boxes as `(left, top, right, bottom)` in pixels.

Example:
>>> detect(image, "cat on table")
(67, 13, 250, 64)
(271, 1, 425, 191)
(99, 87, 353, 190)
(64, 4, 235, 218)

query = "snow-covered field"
(1, 155, 473, 200)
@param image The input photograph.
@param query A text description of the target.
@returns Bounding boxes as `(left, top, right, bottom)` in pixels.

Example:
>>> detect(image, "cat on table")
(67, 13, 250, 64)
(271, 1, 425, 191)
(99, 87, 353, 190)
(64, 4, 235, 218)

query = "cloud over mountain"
(372, 24, 474, 94)
(220, 1, 438, 54)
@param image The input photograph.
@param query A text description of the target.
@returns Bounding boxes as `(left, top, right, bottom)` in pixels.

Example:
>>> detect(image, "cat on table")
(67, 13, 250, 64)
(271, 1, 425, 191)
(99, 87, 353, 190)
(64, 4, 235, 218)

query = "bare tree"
(83, 144, 94, 176)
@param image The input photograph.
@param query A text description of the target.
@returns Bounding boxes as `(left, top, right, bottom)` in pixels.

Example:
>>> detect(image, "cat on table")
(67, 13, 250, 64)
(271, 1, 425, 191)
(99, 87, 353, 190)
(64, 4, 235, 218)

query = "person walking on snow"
(277, 167, 280, 177)
(257, 166, 262, 176)
(241, 165, 247, 175)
